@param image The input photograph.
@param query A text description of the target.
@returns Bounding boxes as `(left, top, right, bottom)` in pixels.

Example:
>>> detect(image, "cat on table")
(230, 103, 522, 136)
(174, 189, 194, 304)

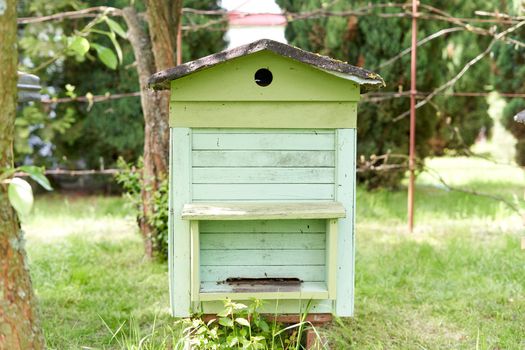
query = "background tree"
(17, 0, 227, 256)
(492, 2, 525, 165)
(0, 0, 44, 347)
(276, 0, 495, 188)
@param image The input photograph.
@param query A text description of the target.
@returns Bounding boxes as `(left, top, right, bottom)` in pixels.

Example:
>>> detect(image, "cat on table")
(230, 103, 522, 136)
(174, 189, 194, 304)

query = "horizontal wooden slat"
(182, 202, 345, 220)
(192, 133, 334, 150)
(201, 249, 325, 266)
(201, 233, 325, 250)
(193, 167, 335, 184)
(200, 265, 325, 282)
(199, 282, 328, 301)
(192, 129, 334, 134)
(170, 101, 357, 128)
(199, 219, 326, 233)
(192, 150, 334, 167)
(200, 299, 334, 314)
(192, 184, 334, 201)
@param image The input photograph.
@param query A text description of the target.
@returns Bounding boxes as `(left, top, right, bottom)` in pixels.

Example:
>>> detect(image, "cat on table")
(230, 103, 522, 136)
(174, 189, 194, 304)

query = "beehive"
(148, 39, 384, 317)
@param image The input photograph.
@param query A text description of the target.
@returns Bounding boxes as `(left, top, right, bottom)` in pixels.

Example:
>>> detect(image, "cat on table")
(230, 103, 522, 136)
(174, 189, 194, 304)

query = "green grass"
(23, 157, 525, 349)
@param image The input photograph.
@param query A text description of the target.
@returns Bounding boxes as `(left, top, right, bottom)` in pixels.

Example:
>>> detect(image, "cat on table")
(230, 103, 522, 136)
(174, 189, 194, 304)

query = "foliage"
(16, 0, 133, 166)
(16, 0, 227, 169)
(276, 0, 495, 188)
(178, 299, 316, 350)
(115, 157, 169, 257)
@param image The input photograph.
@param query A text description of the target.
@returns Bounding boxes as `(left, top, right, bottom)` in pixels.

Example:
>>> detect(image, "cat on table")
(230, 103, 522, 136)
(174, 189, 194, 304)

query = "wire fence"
(15, 2, 525, 220)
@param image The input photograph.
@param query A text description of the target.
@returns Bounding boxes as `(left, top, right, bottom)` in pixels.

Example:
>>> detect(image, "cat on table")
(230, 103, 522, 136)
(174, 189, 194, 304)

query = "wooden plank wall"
(199, 219, 327, 287)
(191, 129, 336, 202)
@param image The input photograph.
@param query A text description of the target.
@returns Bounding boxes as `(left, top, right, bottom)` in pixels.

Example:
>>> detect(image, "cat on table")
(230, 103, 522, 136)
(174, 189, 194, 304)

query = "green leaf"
(235, 317, 250, 327)
(217, 307, 232, 317)
(8, 178, 34, 216)
(91, 43, 117, 70)
(258, 319, 270, 333)
(105, 17, 127, 39)
(218, 317, 233, 328)
(228, 336, 239, 347)
(69, 36, 90, 56)
(18, 165, 52, 191)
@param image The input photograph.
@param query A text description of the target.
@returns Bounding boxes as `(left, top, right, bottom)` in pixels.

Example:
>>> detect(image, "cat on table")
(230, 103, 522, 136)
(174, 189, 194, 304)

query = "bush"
(178, 299, 319, 349)
(115, 157, 169, 258)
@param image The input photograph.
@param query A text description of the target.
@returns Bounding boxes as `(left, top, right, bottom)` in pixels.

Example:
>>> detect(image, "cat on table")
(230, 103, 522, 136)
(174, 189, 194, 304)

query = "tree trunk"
(0, 0, 45, 348)
(122, 2, 181, 257)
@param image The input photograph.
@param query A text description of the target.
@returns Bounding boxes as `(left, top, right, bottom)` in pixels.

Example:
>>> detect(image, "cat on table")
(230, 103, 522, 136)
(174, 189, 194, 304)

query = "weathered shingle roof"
(148, 39, 385, 93)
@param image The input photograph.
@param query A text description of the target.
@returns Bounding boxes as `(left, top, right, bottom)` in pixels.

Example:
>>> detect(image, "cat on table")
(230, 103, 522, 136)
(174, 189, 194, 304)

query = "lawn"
(23, 157, 525, 349)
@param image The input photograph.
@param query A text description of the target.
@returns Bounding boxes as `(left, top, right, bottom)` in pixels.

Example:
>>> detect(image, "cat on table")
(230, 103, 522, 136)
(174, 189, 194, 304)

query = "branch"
(15, 169, 119, 177)
(423, 165, 522, 215)
(392, 19, 525, 122)
(41, 91, 140, 104)
(17, 6, 121, 24)
(377, 27, 464, 69)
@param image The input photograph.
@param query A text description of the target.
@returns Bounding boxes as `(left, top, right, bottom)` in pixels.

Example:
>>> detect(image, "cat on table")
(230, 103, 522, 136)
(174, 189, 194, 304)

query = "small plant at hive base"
(176, 299, 321, 350)
(115, 157, 169, 257)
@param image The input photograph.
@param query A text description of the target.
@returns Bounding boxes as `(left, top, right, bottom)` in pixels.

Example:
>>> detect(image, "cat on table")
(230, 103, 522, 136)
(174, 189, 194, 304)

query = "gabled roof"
(148, 39, 385, 93)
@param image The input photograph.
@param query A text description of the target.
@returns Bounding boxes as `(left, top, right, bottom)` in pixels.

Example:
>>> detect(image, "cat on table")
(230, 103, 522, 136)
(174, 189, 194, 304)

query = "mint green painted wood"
(193, 184, 334, 201)
(335, 129, 356, 316)
(200, 281, 327, 294)
(193, 167, 335, 184)
(192, 150, 334, 167)
(200, 265, 325, 282)
(191, 129, 336, 202)
(199, 219, 326, 233)
(200, 233, 325, 249)
(200, 299, 334, 314)
(168, 130, 175, 315)
(199, 282, 329, 301)
(170, 101, 357, 129)
(191, 221, 200, 303)
(170, 51, 360, 102)
(166, 48, 362, 316)
(193, 128, 334, 134)
(200, 249, 325, 266)
(325, 219, 338, 300)
(192, 132, 334, 150)
(170, 128, 192, 317)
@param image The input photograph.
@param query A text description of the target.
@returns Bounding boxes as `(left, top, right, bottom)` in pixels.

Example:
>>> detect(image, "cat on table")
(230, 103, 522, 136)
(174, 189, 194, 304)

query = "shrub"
(177, 299, 320, 350)
(115, 157, 169, 258)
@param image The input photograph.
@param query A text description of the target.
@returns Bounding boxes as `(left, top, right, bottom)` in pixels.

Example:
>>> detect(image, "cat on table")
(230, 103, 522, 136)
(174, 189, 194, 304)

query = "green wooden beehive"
(149, 39, 384, 317)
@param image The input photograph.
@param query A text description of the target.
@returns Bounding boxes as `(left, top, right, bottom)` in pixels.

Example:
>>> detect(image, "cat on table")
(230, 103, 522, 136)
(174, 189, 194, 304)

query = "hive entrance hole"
(254, 68, 273, 87)
(224, 277, 302, 286)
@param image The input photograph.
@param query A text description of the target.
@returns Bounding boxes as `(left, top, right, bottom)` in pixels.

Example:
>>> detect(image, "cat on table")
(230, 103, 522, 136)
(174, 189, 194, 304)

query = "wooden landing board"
(181, 202, 346, 221)
(199, 281, 328, 301)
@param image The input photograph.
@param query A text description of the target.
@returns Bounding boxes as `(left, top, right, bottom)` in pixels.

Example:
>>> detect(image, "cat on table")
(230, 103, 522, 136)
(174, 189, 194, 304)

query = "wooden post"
(408, 0, 418, 233)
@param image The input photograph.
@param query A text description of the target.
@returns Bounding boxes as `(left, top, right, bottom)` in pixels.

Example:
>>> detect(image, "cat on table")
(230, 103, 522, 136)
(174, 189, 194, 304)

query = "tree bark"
(122, 2, 181, 257)
(0, 0, 45, 348)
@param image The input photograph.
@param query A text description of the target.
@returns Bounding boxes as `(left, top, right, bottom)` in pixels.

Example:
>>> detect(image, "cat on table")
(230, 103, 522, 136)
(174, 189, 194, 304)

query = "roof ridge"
(148, 39, 385, 93)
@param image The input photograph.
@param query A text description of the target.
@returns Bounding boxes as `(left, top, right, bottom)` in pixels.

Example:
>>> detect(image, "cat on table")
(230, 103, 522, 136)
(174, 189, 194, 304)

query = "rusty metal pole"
(408, 0, 418, 232)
